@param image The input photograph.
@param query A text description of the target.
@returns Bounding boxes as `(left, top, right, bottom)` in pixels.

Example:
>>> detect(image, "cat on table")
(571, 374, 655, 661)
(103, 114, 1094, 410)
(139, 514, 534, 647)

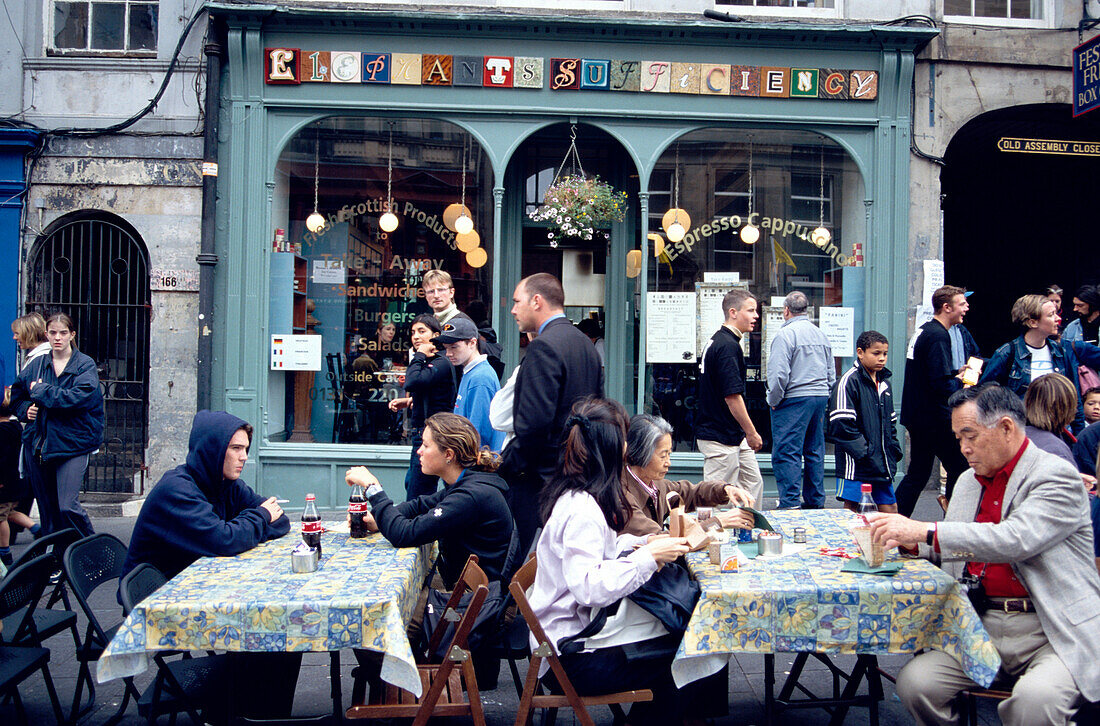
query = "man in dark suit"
(502, 273, 603, 551)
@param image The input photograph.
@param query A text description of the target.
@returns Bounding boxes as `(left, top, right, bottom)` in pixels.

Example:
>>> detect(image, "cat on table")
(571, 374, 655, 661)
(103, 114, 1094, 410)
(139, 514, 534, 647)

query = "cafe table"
(672, 509, 1002, 726)
(97, 524, 434, 717)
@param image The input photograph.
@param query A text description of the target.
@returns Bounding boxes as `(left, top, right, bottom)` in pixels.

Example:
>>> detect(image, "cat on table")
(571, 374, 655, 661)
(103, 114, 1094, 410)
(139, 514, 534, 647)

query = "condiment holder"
(758, 530, 784, 556)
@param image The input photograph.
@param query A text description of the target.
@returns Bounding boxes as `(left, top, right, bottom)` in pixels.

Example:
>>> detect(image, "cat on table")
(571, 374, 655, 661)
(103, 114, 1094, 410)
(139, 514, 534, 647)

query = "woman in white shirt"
(529, 396, 689, 726)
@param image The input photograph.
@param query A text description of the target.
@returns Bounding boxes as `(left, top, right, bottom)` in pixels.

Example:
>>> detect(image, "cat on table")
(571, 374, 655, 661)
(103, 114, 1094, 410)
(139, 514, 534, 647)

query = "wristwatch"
(365, 482, 383, 498)
(926, 523, 937, 546)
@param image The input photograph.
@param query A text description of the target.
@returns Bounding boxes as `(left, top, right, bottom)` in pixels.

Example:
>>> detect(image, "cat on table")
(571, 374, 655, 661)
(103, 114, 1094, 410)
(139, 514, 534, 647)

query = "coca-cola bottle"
(348, 483, 368, 539)
(302, 493, 323, 556)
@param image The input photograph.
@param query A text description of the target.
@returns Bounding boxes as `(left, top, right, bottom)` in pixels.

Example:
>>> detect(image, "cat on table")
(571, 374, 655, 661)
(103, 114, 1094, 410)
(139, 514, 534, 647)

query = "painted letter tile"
(670, 63, 700, 94)
(610, 60, 640, 92)
(550, 59, 581, 90)
(849, 71, 878, 100)
(422, 55, 453, 85)
(513, 57, 543, 89)
(483, 57, 514, 87)
(453, 55, 482, 87)
(266, 48, 300, 84)
(304, 51, 330, 83)
(820, 69, 849, 99)
(790, 68, 819, 98)
(330, 52, 362, 83)
(729, 65, 759, 96)
(580, 59, 610, 90)
(392, 53, 422, 85)
(361, 53, 390, 84)
(700, 64, 730, 95)
(641, 61, 671, 93)
(760, 67, 789, 98)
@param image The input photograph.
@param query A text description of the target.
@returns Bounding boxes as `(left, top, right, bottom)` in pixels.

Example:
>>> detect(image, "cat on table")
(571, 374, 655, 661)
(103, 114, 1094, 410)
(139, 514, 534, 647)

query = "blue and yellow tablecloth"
(672, 509, 1001, 688)
(97, 527, 433, 696)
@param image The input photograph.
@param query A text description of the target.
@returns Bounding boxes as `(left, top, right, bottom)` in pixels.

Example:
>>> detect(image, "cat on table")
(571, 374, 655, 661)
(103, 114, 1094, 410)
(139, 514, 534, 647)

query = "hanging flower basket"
(528, 174, 628, 246)
(526, 126, 627, 246)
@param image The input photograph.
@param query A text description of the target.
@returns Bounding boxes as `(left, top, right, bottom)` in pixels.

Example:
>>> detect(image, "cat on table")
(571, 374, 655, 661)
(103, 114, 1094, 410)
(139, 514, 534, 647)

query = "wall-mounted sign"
(819, 307, 855, 358)
(150, 268, 199, 292)
(1074, 33, 1100, 117)
(264, 48, 878, 101)
(997, 137, 1100, 157)
(271, 335, 322, 371)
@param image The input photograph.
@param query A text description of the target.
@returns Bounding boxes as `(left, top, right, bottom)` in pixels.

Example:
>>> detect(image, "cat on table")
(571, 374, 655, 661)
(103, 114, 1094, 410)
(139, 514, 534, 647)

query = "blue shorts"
(836, 478, 896, 506)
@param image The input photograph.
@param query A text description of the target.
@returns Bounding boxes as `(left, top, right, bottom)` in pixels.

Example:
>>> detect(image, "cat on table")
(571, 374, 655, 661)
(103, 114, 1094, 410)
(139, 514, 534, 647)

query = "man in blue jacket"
(124, 410, 289, 579)
(437, 317, 505, 452)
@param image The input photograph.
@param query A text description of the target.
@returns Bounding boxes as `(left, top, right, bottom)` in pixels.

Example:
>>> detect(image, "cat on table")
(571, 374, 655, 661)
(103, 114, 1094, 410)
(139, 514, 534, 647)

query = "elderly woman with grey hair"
(620, 413, 756, 537)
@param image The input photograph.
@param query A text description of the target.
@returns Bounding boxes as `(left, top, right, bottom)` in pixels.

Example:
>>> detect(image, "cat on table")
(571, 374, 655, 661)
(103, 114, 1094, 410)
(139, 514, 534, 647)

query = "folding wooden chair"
(508, 554, 653, 726)
(345, 555, 489, 726)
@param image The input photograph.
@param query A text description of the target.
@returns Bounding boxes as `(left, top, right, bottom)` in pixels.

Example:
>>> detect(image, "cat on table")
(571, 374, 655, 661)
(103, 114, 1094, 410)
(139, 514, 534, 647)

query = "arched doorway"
(942, 104, 1100, 354)
(26, 211, 151, 492)
(503, 122, 640, 403)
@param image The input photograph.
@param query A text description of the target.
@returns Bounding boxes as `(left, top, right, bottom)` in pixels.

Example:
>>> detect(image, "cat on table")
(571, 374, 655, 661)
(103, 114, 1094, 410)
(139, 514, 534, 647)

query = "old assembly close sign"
(1074, 33, 1100, 117)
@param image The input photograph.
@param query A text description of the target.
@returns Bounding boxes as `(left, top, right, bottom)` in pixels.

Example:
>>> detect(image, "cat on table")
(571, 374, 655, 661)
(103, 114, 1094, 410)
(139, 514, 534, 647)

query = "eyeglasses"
(424, 287, 451, 296)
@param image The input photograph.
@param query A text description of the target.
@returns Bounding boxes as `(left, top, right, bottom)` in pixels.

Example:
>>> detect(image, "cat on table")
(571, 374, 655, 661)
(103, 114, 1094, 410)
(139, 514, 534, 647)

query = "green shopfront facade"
(209, 6, 934, 509)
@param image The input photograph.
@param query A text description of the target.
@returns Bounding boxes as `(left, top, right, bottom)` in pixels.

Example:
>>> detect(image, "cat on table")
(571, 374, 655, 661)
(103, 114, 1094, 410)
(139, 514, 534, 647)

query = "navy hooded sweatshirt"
(368, 469, 514, 588)
(124, 410, 290, 579)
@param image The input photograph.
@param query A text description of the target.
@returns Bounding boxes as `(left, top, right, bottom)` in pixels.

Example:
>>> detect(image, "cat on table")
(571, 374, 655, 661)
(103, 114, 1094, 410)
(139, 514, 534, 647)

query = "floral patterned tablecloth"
(672, 509, 1001, 689)
(97, 527, 433, 696)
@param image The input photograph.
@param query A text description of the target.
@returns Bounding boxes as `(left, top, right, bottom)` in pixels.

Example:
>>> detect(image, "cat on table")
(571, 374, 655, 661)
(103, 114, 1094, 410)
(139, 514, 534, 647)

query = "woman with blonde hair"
(4, 313, 50, 544)
(1024, 373, 1079, 466)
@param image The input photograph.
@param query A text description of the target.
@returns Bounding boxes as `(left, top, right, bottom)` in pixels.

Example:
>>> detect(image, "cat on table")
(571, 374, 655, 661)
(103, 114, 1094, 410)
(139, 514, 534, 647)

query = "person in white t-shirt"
(980, 294, 1088, 432)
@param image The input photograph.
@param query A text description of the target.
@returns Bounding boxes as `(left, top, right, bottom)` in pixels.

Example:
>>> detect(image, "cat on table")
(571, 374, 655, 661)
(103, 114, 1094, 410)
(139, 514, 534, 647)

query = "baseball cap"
(434, 317, 479, 345)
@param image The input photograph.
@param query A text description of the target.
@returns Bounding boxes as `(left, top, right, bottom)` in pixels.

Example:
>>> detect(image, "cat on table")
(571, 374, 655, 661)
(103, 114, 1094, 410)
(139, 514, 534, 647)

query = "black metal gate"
(25, 212, 150, 493)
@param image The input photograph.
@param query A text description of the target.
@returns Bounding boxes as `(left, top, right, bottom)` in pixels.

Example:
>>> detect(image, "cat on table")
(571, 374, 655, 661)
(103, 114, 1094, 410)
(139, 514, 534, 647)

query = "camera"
(958, 572, 989, 612)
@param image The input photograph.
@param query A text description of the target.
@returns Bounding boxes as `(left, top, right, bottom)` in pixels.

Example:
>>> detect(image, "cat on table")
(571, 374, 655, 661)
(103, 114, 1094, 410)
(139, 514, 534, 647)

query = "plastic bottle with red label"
(302, 493, 323, 556)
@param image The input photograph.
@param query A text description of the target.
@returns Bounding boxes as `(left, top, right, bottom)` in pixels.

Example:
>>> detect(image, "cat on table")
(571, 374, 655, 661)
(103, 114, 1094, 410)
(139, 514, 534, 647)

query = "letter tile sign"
(265, 48, 879, 102)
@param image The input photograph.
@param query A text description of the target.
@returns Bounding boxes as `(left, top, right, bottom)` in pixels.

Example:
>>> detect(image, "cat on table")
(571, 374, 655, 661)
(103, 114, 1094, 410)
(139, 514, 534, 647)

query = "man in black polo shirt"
(895, 284, 971, 516)
(696, 288, 764, 505)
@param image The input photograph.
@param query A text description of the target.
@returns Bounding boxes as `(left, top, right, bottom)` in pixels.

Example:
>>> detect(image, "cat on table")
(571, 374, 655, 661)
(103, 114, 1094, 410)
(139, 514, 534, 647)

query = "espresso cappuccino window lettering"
(269, 117, 494, 445)
(645, 128, 865, 454)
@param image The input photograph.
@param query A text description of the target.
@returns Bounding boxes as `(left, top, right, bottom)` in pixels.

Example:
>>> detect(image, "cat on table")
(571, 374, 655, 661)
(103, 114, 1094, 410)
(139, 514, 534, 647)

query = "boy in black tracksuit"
(826, 330, 904, 512)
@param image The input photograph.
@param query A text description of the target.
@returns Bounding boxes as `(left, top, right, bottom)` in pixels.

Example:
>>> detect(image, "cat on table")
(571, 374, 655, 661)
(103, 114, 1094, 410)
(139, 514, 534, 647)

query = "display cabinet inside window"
(269, 117, 494, 445)
(643, 129, 865, 454)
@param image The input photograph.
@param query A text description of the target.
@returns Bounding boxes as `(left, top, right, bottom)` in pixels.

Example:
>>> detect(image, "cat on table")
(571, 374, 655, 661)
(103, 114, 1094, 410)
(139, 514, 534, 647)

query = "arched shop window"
(269, 117, 493, 445)
(643, 128, 865, 454)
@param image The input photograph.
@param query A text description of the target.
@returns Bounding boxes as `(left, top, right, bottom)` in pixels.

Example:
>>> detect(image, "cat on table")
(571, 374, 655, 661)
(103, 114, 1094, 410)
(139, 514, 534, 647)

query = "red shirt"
(964, 439, 1029, 598)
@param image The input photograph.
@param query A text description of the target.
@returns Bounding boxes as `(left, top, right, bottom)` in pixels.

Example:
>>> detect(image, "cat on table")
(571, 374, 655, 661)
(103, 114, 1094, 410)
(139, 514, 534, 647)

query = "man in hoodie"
(123, 410, 296, 719)
(437, 317, 505, 452)
(124, 410, 289, 579)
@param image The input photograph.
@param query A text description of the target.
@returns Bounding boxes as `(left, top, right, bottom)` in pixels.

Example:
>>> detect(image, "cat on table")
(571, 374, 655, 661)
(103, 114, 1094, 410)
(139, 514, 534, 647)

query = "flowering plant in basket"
(527, 175, 628, 246)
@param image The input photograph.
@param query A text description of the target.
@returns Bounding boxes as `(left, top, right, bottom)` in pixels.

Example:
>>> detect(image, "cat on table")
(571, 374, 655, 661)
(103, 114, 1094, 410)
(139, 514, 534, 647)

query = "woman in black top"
(387, 314, 456, 498)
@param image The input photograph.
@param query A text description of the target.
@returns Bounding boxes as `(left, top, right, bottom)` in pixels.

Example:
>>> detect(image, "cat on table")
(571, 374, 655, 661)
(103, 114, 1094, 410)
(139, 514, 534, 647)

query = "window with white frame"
(52, 1, 158, 53)
(715, 1, 836, 8)
(943, 0, 1043, 20)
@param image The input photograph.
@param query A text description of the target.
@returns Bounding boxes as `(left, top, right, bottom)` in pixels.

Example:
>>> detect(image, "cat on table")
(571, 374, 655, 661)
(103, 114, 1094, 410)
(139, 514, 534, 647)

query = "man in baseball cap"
(436, 318, 504, 452)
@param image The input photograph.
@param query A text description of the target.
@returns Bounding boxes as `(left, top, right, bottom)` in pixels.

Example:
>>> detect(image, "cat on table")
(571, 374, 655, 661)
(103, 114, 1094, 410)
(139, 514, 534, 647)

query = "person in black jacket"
(896, 286, 971, 516)
(827, 331, 903, 513)
(9, 313, 104, 536)
(123, 410, 290, 579)
(501, 273, 603, 553)
(387, 314, 456, 499)
(344, 412, 514, 586)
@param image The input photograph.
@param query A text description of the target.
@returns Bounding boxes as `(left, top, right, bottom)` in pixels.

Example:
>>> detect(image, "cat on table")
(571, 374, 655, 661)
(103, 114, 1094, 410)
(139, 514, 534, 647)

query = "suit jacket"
(920, 442, 1100, 702)
(501, 317, 603, 486)
(620, 474, 728, 537)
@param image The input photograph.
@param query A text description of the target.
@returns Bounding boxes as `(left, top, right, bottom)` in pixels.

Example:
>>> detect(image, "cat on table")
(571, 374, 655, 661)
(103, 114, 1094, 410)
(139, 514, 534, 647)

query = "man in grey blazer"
(869, 384, 1100, 725)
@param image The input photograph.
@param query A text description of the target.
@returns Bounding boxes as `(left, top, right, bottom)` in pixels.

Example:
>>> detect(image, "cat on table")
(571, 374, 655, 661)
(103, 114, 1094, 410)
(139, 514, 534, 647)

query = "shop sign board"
(1074, 33, 1100, 117)
(264, 49, 878, 101)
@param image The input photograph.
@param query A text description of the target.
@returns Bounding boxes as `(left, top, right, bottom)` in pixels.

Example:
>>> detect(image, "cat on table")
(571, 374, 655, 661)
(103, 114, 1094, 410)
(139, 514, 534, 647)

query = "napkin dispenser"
(667, 491, 715, 552)
(291, 542, 319, 573)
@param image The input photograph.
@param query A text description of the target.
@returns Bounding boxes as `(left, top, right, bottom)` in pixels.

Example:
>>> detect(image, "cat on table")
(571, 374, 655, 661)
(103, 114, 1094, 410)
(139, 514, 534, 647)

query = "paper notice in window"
(647, 292, 697, 363)
(312, 259, 345, 284)
(819, 307, 855, 358)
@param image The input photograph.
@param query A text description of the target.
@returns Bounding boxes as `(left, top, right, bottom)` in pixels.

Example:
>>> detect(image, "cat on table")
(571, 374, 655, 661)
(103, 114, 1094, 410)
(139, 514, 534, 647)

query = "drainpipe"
(197, 15, 223, 411)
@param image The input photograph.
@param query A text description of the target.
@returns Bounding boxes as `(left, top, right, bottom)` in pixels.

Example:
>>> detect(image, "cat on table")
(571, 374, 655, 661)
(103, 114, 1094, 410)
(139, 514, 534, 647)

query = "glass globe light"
(666, 221, 686, 243)
(454, 213, 474, 235)
(379, 212, 399, 233)
(740, 224, 760, 245)
(811, 226, 831, 247)
(306, 212, 326, 234)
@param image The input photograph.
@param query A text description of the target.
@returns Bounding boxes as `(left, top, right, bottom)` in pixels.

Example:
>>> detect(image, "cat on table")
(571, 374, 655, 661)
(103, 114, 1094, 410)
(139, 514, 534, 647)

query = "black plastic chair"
(62, 532, 142, 724)
(2, 528, 82, 651)
(119, 562, 232, 725)
(0, 554, 66, 725)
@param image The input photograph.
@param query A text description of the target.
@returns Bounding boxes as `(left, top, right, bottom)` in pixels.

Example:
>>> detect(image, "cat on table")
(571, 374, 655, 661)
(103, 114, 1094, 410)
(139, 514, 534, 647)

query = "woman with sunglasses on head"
(529, 396, 690, 726)
(9, 313, 104, 536)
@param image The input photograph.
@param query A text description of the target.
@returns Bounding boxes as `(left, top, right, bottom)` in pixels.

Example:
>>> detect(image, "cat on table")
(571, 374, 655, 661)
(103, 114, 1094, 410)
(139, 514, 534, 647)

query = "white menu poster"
(922, 259, 944, 306)
(696, 283, 750, 357)
(646, 292, 697, 363)
(819, 307, 855, 358)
